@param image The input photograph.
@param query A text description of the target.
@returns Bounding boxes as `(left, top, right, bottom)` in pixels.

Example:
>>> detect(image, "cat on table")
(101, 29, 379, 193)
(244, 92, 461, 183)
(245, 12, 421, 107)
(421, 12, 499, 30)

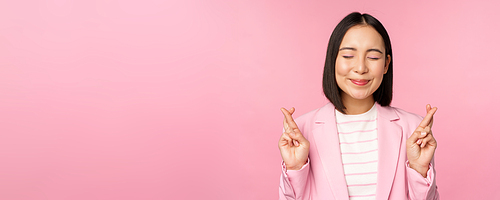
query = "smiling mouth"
(350, 79, 370, 86)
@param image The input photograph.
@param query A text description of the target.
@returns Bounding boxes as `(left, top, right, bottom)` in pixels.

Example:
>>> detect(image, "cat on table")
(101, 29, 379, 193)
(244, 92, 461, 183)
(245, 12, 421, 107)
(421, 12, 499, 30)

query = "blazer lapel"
(375, 104, 402, 200)
(312, 103, 349, 200)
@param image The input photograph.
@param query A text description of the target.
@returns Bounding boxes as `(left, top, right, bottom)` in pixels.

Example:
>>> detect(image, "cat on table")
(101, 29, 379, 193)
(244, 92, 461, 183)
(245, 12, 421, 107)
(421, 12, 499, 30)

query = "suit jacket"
(279, 103, 439, 200)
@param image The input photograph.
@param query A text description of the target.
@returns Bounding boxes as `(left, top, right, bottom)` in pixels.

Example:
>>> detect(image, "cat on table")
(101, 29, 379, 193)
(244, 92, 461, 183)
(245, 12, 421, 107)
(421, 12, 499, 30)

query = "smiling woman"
(278, 12, 439, 200)
(335, 25, 391, 115)
(323, 13, 394, 115)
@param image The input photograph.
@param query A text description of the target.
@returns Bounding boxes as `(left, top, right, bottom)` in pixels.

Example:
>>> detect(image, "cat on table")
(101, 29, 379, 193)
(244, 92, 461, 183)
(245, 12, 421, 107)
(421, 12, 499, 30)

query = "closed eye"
(342, 55, 354, 59)
(368, 57, 380, 60)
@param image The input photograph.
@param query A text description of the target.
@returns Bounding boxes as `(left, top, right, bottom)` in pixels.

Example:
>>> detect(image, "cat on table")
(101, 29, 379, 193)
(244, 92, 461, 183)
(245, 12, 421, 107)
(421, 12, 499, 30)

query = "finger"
(408, 127, 423, 144)
(282, 108, 292, 134)
(420, 133, 435, 148)
(279, 132, 293, 147)
(428, 110, 435, 128)
(419, 130, 434, 148)
(283, 107, 295, 131)
(283, 117, 289, 131)
(281, 131, 301, 148)
(424, 126, 431, 135)
(281, 107, 299, 130)
(281, 108, 307, 144)
(417, 139, 422, 145)
(418, 106, 437, 128)
(418, 126, 431, 139)
(426, 104, 437, 128)
(286, 127, 299, 140)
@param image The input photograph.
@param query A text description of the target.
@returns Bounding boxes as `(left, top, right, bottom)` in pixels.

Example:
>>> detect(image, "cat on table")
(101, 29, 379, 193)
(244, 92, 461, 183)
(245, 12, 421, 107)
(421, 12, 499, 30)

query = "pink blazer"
(279, 103, 439, 200)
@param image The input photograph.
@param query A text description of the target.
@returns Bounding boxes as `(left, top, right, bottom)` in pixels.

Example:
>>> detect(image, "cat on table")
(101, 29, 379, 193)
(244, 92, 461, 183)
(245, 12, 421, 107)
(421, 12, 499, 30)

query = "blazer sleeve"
(279, 159, 311, 200)
(401, 109, 440, 200)
(406, 160, 440, 200)
(278, 107, 317, 200)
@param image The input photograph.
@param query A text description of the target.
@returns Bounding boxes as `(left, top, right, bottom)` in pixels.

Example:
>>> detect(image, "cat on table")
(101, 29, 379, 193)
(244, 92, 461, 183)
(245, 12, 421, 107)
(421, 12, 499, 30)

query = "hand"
(279, 107, 310, 170)
(406, 104, 438, 177)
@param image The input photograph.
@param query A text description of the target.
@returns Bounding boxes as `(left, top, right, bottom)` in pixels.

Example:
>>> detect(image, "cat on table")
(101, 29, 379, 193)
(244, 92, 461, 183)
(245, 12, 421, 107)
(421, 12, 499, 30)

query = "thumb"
(289, 128, 306, 143)
(407, 128, 423, 144)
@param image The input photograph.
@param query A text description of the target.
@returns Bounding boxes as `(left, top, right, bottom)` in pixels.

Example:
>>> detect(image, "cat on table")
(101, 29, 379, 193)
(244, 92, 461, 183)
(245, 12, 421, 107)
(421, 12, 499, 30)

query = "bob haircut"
(322, 12, 393, 113)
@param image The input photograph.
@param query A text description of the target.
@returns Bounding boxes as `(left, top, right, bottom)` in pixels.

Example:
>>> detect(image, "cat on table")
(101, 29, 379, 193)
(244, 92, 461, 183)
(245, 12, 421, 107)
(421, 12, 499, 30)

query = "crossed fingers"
(281, 107, 300, 146)
(416, 104, 437, 148)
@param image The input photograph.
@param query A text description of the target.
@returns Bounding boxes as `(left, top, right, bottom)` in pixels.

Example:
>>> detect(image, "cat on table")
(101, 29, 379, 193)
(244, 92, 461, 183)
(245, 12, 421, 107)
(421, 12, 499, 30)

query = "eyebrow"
(339, 47, 356, 51)
(339, 47, 383, 54)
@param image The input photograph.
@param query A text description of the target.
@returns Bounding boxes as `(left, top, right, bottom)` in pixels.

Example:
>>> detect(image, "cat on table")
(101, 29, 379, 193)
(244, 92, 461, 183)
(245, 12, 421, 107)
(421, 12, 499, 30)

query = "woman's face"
(335, 25, 391, 102)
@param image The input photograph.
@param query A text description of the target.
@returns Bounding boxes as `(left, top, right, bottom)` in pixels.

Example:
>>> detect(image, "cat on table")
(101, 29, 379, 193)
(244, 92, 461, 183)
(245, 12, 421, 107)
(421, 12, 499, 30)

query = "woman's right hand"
(279, 107, 310, 170)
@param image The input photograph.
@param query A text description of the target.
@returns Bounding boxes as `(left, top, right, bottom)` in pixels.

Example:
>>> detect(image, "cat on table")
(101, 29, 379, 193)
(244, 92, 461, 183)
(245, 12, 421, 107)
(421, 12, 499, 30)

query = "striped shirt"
(335, 104, 378, 200)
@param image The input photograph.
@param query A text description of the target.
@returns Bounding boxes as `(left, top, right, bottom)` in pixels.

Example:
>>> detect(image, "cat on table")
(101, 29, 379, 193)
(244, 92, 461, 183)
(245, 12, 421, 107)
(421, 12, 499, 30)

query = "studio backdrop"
(0, 0, 499, 199)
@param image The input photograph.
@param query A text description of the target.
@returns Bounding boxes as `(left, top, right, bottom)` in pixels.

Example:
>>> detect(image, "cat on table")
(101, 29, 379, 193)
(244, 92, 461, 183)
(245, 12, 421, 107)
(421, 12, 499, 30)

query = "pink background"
(1, 0, 499, 199)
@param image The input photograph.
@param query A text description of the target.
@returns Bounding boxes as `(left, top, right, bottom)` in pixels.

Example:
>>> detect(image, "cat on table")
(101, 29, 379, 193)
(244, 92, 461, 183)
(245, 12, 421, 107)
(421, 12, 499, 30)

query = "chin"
(348, 92, 373, 100)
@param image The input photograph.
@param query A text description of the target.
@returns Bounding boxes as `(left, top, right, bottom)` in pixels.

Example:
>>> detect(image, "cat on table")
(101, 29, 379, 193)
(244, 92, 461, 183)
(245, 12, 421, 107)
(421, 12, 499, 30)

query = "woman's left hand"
(406, 104, 438, 178)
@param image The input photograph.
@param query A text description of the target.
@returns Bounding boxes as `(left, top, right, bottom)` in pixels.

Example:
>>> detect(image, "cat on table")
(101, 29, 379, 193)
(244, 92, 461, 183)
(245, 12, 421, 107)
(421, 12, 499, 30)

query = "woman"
(278, 12, 440, 200)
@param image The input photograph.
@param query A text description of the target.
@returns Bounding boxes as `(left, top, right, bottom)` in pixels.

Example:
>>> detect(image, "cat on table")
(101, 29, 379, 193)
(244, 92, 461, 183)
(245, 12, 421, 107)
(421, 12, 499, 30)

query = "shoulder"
(379, 105, 423, 136)
(293, 103, 334, 135)
(295, 103, 333, 122)
(377, 104, 422, 122)
(391, 106, 423, 123)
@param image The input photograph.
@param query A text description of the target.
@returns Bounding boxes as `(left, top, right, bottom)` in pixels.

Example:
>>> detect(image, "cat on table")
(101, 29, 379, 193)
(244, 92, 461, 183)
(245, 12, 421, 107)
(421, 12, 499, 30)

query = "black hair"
(322, 12, 393, 114)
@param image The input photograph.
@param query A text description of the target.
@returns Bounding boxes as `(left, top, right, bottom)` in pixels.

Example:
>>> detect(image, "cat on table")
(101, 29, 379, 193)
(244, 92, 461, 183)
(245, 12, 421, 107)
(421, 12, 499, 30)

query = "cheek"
(335, 60, 350, 77)
(370, 62, 387, 77)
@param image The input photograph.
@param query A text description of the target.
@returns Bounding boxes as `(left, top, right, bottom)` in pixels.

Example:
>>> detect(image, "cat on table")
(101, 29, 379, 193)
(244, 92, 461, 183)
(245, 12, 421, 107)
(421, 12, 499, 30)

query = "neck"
(340, 93, 375, 115)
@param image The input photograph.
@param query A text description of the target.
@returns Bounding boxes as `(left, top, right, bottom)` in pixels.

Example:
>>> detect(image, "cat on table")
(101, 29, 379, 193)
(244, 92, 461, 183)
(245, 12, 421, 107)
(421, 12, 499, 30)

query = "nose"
(353, 57, 368, 74)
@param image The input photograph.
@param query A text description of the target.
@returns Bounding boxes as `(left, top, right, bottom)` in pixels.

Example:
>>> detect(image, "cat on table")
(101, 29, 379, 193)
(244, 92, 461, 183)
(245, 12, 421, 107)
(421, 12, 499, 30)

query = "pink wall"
(1, 0, 499, 199)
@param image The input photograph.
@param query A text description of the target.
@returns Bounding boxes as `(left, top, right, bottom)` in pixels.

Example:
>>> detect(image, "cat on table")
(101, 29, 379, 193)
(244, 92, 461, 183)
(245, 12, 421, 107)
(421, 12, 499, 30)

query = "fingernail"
(421, 131, 426, 136)
(294, 140, 299, 146)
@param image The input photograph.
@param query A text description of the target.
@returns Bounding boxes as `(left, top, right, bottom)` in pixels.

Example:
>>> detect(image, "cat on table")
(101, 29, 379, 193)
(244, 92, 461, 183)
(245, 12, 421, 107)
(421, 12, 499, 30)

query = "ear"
(384, 54, 391, 74)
